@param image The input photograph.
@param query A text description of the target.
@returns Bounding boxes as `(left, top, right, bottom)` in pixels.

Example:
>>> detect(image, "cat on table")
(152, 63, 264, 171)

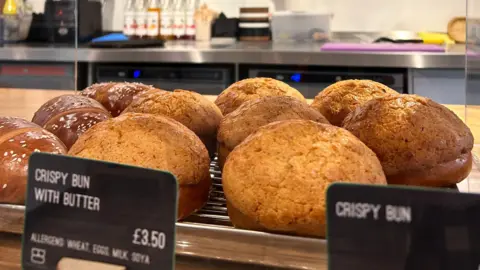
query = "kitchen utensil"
(418, 32, 454, 45)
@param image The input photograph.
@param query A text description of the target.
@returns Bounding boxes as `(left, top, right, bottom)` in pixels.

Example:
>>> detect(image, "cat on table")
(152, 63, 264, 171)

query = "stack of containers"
(238, 7, 270, 41)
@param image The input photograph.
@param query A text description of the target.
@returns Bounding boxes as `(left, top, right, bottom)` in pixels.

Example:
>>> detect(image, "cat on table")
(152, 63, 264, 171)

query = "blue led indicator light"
(133, 70, 141, 78)
(291, 73, 301, 82)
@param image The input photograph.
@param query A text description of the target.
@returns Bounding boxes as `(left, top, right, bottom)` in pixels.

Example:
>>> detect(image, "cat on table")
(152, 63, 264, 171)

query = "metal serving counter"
(0, 205, 327, 270)
(0, 41, 466, 68)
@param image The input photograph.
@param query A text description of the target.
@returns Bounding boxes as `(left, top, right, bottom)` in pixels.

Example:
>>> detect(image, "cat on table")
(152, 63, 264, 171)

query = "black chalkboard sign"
(327, 183, 480, 270)
(22, 153, 178, 270)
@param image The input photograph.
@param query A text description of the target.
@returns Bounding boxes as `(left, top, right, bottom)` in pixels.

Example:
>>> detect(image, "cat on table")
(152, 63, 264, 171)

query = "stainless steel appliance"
(0, 62, 82, 90)
(44, 0, 102, 44)
(245, 66, 407, 98)
(94, 64, 234, 95)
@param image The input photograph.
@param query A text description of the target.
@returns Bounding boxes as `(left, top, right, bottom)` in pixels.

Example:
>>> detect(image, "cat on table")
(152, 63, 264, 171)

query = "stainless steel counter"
(0, 204, 327, 270)
(0, 41, 466, 69)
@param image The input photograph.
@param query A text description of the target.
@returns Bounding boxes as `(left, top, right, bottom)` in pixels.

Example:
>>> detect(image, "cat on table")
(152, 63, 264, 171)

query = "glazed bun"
(69, 113, 211, 220)
(215, 77, 306, 115)
(311, 79, 398, 126)
(223, 120, 386, 237)
(123, 89, 223, 157)
(0, 117, 67, 204)
(81, 82, 158, 116)
(32, 94, 111, 149)
(217, 96, 329, 168)
(343, 94, 474, 187)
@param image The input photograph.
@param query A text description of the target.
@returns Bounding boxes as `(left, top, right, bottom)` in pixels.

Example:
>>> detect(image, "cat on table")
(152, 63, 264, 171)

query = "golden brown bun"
(123, 89, 223, 157)
(68, 113, 211, 220)
(32, 94, 111, 149)
(81, 82, 158, 116)
(311, 79, 398, 126)
(0, 117, 67, 204)
(343, 94, 474, 187)
(215, 77, 306, 115)
(223, 120, 386, 237)
(217, 96, 329, 168)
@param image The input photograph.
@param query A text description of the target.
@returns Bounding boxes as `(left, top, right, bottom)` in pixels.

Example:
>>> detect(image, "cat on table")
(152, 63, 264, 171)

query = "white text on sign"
(33, 168, 100, 212)
(335, 201, 411, 223)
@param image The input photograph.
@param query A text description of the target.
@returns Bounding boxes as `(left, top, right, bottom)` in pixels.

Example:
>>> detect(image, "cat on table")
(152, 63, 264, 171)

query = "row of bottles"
(124, 0, 198, 40)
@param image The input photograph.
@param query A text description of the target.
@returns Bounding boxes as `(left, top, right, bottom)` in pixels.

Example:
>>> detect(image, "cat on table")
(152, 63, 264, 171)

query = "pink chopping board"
(321, 42, 445, 52)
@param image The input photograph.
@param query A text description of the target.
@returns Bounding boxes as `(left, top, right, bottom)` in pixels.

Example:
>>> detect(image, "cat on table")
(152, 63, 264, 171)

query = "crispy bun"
(343, 94, 474, 187)
(311, 79, 398, 126)
(69, 113, 211, 219)
(215, 77, 306, 115)
(217, 96, 329, 168)
(223, 120, 386, 237)
(123, 89, 222, 157)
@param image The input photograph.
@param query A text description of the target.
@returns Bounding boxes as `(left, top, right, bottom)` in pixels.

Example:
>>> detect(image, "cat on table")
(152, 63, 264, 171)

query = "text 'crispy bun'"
(311, 79, 398, 126)
(222, 120, 386, 237)
(32, 94, 111, 149)
(123, 89, 223, 157)
(217, 96, 329, 168)
(343, 94, 474, 187)
(215, 77, 306, 115)
(81, 82, 158, 116)
(0, 117, 67, 204)
(68, 113, 211, 220)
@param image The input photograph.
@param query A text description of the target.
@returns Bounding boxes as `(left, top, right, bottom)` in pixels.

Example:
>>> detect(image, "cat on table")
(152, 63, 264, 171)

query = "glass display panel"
(0, 0, 475, 269)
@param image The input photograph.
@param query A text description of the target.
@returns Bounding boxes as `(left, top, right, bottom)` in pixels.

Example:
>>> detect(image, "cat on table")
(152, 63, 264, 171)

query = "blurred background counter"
(0, 39, 469, 105)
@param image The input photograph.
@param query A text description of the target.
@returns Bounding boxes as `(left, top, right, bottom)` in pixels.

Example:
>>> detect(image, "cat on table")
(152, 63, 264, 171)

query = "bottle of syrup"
(160, 0, 175, 40)
(184, 0, 198, 40)
(146, 0, 161, 39)
(135, 0, 148, 39)
(173, 0, 185, 40)
(123, 0, 136, 38)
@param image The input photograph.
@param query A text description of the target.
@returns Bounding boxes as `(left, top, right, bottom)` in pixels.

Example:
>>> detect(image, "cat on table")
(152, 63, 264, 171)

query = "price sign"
(22, 153, 178, 270)
(327, 183, 480, 270)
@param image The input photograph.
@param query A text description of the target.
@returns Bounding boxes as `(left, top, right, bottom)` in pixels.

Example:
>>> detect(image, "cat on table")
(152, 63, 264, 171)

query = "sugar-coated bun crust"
(0, 117, 67, 204)
(81, 82, 158, 116)
(343, 94, 474, 187)
(311, 79, 398, 126)
(32, 94, 111, 149)
(123, 89, 223, 157)
(223, 120, 386, 237)
(217, 96, 329, 168)
(68, 113, 211, 220)
(215, 77, 306, 115)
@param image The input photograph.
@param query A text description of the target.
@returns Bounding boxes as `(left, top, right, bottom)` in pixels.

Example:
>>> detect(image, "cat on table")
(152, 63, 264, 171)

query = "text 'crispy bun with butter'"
(81, 82, 158, 117)
(123, 89, 223, 157)
(32, 94, 111, 149)
(343, 94, 474, 187)
(68, 113, 211, 220)
(222, 120, 386, 237)
(214, 77, 306, 115)
(217, 96, 330, 168)
(0, 117, 67, 204)
(311, 79, 398, 126)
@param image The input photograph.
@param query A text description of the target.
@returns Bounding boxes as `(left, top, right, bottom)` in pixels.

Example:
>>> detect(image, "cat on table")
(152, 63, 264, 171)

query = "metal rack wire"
(184, 157, 231, 226)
